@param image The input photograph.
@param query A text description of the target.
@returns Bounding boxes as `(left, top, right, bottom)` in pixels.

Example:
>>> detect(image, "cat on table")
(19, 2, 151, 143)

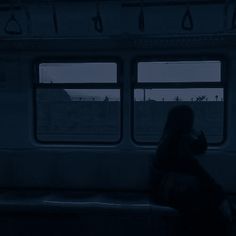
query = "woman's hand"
(191, 130, 208, 154)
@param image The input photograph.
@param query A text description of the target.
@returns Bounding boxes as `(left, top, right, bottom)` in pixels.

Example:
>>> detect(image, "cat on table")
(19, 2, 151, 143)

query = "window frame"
(131, 56, 227, 146)
(33, 57, 123, 145)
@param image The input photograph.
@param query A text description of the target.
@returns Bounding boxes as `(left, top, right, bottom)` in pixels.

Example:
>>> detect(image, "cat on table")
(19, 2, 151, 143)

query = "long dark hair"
(163, 105, 194, 137)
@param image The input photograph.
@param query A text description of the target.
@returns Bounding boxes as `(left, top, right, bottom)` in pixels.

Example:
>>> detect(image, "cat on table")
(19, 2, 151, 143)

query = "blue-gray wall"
(0, 1, 236, 193)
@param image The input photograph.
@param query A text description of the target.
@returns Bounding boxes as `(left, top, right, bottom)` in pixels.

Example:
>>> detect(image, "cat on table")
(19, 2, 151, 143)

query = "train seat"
(0, 190, 180, 236)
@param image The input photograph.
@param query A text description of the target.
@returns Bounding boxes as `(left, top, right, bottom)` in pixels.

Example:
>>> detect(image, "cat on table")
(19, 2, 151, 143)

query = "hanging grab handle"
(232, 6, 236, 29)
(48, 0, 58, 33)
(181, 7, 194, 31)
(92, 1, 103, 33)
(52, 1, 58, 33)
(20, 0, 32, 34)
(139, 0, 145, 32)
(4, 2, 22, 35)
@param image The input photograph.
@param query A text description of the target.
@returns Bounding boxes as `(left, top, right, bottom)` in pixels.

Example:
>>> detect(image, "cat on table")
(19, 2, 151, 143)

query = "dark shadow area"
(151, 105, 232, 236)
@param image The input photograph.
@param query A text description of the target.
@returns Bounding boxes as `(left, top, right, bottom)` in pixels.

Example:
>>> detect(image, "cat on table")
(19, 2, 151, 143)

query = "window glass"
(39, 63, 117, 83)
(134, 59, 224, 144)
(138, 61, 221, 83)
(134, 88, 224, 143)
(36, 89, 120, 142)
(36, 62, 120, 143)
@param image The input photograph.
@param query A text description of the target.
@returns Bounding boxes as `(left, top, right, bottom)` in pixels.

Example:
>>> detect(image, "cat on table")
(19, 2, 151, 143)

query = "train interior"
(0, 0, 236, 235)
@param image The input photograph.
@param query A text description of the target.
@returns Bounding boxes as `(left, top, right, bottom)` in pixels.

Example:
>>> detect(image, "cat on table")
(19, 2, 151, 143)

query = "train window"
(39, 63, 117, 83)
(138, 61, 221, 83)
(134, 60, 224, 144)
(36, 62, 121, 143)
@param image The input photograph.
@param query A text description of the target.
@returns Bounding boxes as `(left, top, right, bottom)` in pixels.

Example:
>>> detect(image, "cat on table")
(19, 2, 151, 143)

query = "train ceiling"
(0, 0, 227, 5)
(0, 0, 234, 38)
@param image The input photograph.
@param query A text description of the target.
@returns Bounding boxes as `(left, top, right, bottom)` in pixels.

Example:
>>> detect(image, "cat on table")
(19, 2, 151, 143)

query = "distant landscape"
(37, 99, 224, 143)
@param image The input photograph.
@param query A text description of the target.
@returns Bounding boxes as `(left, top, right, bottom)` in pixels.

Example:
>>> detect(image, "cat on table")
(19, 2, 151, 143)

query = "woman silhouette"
(151, 105, 232, 236)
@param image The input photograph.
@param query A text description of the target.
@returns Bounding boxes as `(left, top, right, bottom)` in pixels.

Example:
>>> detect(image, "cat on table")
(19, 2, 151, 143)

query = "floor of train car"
(228, 195, 236, 235)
